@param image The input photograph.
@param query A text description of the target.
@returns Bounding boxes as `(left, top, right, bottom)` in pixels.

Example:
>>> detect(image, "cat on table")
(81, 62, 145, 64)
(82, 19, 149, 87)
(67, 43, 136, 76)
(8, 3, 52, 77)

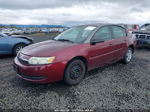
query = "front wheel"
(13, 44, 26, 56)
(122, 48, 133, 64)
(64, 59, 86, 86)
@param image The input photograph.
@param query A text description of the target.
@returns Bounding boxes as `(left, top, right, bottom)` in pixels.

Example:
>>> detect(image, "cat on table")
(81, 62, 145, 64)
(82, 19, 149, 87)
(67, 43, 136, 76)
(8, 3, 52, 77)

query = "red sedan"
(14, 24, 136, 85)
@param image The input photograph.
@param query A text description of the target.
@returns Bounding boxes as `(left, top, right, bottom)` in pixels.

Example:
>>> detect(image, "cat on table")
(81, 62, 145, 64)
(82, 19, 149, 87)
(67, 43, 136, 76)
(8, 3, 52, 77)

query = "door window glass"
(93, 26, 111, 41)
(112, 26, 126, 38)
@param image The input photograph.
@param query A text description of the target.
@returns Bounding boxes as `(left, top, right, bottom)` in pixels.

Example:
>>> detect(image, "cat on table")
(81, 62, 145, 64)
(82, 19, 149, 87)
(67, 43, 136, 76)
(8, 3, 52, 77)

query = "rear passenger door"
(110, 26, 127, 61)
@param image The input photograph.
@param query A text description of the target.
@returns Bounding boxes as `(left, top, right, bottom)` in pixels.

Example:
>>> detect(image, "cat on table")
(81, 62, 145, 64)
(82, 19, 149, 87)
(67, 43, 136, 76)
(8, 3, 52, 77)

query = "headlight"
(28, 57, 55, 65)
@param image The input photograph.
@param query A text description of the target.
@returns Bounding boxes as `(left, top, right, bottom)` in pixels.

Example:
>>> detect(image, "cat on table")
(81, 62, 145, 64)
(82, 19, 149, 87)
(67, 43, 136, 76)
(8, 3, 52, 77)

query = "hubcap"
(126, 49, 132, 62)
(70, 65, 83, 80)
(16, 46, 23, 54)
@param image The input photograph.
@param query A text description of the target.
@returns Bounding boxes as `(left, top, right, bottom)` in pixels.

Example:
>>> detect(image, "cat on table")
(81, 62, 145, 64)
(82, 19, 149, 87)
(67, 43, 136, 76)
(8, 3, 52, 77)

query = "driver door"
(89, 26, 114, 69)
(0, 35, 10, 54)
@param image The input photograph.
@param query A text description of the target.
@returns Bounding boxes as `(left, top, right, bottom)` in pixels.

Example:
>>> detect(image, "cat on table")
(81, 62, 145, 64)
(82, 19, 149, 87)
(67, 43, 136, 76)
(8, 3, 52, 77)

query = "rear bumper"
(13, 57, 67, 83)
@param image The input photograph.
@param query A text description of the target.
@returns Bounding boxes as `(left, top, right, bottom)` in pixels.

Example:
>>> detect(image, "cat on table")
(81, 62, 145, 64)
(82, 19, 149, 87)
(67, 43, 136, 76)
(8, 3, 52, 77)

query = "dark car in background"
(133, 23, 150, 48)
(14, 24, 136, 85)
(0, 33, 33, 55)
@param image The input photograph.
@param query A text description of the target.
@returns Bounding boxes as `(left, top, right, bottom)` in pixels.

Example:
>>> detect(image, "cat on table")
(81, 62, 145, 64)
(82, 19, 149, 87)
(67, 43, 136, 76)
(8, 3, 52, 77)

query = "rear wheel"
(122, 47, 133, 64)
(13, 44, 26, 55)
(64, 59, 86, 85)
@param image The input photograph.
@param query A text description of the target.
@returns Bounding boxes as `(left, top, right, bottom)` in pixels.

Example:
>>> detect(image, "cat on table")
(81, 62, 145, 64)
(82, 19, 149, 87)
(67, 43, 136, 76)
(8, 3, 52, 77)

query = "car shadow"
(0, 55, 15, 59)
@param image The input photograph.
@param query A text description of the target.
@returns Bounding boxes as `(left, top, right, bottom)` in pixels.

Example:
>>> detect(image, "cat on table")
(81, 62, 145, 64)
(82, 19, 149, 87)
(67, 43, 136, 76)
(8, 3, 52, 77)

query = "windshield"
(145, 25, 150, 30)
(140, 24, 150, 31)
(54, 26, 97, 43)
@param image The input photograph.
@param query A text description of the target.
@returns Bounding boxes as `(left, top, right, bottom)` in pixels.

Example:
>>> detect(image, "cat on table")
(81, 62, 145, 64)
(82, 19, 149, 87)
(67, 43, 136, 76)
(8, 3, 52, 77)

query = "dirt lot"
(0, 34, 150, 111)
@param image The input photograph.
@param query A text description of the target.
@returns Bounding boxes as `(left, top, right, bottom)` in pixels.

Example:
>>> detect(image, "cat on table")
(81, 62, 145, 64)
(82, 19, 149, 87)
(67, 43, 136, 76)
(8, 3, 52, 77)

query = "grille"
(136, 34, 139, 38)
(17, 73, 47, 80)
(139, 35, 146, 39)
(146, 36, 150, 40)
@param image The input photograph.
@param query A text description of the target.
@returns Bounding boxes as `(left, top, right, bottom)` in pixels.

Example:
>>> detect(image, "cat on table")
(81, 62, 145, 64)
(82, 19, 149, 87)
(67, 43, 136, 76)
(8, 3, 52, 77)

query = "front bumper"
(137, 40, 150, 47)
(13, 57, 67, 83)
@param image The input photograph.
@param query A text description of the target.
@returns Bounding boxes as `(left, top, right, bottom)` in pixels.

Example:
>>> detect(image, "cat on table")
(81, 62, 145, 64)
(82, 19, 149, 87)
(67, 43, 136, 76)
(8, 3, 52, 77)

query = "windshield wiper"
(57, 39, 74, 43)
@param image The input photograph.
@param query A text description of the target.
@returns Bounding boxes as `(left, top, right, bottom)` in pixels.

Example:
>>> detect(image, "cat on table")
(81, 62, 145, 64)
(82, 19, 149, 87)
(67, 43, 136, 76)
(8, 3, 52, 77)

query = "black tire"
(122, 47, 133, 64)
(13, 44, 26, 55)
(64, 59, 86, 86)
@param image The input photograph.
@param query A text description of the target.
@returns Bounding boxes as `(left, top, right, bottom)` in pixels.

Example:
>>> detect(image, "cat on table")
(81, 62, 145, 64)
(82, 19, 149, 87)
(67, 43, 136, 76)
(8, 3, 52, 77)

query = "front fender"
(54, 43, 90, 63)
(9, 38, 32, 54)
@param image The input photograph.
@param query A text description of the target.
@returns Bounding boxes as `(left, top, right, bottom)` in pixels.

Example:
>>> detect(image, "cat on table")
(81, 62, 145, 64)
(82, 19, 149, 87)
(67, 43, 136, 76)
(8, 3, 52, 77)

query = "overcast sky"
(0, 0, 149, 26)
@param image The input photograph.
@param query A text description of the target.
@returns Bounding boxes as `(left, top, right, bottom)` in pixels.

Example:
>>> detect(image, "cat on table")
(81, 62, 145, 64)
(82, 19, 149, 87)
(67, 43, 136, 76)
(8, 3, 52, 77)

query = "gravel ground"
(0, 48, 150, 111)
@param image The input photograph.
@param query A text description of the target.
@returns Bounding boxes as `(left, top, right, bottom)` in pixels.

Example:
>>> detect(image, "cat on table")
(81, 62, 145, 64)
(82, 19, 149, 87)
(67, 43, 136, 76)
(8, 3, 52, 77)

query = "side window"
(93, 26, 111, 41)
(112, 26, 126, 38)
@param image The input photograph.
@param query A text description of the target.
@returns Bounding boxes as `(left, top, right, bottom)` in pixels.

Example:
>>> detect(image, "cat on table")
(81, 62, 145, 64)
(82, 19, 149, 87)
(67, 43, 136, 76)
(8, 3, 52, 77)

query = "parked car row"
(12, 23, 136, 85)
(0, 27, 69, 35)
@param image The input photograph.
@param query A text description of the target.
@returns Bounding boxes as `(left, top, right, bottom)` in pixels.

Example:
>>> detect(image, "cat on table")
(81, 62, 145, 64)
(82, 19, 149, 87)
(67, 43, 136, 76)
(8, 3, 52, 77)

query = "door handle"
(109, 43, 113, 46)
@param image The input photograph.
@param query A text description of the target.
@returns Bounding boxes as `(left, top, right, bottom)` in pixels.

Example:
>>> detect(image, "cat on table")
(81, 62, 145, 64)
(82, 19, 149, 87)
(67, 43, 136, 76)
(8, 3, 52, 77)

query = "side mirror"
(90, 39, 104, 45)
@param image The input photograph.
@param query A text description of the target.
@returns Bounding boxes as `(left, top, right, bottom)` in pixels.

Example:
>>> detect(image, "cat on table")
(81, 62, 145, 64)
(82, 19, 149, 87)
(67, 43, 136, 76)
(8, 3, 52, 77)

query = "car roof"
(77, 23, 123, 27)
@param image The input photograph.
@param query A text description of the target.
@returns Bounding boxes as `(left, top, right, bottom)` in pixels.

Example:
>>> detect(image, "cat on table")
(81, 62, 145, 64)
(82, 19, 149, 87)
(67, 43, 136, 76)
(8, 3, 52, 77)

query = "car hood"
(21, 40, 78, 57)
(9, 35, 33, 41)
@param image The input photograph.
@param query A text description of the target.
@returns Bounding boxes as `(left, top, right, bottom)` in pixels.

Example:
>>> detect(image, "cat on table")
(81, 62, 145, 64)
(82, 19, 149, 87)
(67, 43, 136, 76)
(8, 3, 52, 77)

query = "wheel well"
(66, 56, 88, 71)
(129, 45, 135, 53)
(13, 43, 27, 53)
